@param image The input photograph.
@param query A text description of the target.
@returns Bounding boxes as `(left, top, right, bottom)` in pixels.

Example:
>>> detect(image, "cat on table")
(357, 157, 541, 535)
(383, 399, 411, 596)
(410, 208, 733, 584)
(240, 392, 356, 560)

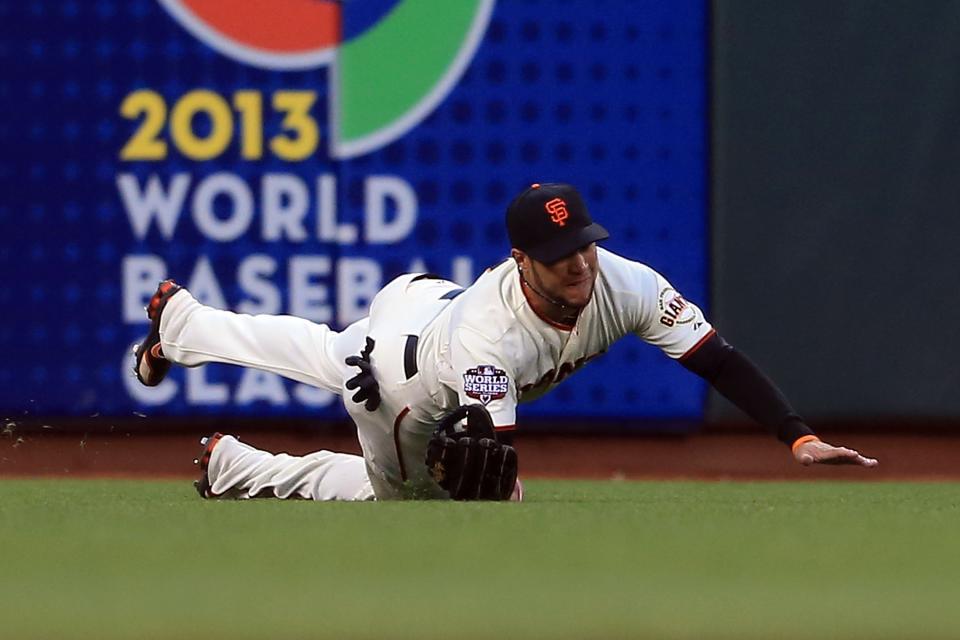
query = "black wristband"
(680, 333, 815, 446)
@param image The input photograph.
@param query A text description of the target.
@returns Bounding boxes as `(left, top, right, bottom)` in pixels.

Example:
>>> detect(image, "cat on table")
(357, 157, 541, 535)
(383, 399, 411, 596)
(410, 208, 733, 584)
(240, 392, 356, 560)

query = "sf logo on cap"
(545, 198, 569, 227)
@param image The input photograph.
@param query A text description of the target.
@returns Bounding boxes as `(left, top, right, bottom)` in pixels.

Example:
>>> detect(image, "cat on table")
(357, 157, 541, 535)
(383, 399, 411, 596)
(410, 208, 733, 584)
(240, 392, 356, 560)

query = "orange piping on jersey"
(518, 277, 576, 331)
(678, 328, 717, 361)
(791, 434, 820, 454)
(494, 424, 516, 432)
(393, 406, 411, 481)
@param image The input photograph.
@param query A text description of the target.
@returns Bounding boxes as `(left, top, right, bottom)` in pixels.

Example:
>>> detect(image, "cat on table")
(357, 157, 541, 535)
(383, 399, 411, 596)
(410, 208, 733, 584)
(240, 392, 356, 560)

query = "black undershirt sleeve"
(679, 333, 815, 447)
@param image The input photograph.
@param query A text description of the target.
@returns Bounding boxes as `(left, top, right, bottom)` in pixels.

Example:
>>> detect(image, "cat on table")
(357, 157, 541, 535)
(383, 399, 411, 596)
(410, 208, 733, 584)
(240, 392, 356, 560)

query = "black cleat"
(132, 279, 182, 386)
(193, 432, 225, 499)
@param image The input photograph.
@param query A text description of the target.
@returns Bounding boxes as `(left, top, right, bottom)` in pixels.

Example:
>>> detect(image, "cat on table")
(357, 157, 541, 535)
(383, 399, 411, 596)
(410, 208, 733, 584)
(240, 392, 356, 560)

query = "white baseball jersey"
(416, 247, 714, 428)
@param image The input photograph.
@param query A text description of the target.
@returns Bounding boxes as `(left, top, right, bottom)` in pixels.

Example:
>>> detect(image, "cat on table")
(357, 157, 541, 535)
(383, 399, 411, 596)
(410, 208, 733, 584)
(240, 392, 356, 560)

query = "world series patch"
(463, 365, 509, 405)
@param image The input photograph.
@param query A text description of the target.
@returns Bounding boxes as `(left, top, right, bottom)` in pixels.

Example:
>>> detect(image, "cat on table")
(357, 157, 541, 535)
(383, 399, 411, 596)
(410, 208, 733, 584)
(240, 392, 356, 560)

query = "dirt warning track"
(2, 426, 956, 481)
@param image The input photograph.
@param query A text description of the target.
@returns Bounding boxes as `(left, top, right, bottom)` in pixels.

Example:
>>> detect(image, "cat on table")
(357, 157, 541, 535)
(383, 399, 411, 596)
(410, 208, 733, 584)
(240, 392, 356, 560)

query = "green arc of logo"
(331, 0, 495, 158)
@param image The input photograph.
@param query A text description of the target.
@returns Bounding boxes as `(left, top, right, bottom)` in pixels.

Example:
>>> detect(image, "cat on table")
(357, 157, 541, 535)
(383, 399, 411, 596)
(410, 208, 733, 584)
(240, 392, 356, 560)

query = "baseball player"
(133, 182, 877, 501)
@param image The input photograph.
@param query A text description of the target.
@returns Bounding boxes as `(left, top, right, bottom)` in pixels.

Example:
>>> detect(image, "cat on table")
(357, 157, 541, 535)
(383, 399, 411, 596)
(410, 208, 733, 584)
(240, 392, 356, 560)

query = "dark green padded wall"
(711, 1, 960, 420)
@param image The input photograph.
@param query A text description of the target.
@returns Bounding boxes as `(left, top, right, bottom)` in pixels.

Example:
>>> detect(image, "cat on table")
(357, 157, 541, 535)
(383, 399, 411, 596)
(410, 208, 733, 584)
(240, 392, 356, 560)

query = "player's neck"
(518, 275, 580, 329)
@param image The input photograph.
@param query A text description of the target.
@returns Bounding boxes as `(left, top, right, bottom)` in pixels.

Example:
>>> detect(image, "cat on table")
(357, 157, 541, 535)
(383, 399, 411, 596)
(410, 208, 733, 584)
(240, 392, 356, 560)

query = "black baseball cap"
(506, 183, 609, 263)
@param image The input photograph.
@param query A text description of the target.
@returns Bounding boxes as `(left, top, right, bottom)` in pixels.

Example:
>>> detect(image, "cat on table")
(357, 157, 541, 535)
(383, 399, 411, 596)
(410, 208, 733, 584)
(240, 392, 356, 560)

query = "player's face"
(526, 243, 599, 308)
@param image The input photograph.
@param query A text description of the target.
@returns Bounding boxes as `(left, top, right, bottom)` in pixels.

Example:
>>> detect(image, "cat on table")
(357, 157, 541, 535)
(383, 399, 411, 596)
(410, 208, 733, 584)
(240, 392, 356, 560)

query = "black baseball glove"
(425, 404, 518, 500)
(345, 337, 380, 411)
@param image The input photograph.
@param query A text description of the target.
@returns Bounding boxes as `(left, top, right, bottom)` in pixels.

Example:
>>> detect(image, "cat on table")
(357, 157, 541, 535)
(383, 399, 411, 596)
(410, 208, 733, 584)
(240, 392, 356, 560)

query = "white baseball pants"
(204, 434, 375, 501)
(158, 275, 459, 501)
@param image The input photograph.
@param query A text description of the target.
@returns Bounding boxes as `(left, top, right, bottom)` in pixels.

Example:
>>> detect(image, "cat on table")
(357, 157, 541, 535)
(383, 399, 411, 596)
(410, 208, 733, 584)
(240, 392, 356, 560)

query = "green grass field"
(1, 479, 958, 639)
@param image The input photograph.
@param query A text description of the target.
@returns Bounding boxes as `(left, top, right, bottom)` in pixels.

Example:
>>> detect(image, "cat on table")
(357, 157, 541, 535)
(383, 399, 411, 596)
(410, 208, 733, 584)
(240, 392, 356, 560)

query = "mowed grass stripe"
(1, 479, 958, 639)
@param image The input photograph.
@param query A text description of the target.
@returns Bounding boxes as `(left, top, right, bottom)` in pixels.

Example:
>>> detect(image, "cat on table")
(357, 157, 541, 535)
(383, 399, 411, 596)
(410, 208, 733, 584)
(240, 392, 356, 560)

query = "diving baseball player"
(133, 182, 878, 501)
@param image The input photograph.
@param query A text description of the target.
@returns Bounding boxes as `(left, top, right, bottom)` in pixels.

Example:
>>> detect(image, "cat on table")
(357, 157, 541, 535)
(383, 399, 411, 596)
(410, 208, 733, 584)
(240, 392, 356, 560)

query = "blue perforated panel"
(0, 0, 707, 422)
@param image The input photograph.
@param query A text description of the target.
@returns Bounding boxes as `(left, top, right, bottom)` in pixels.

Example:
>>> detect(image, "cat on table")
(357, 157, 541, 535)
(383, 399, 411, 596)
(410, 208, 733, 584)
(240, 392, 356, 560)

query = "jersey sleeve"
(635, 268, 714, 359)
(447, 327, 518, 430)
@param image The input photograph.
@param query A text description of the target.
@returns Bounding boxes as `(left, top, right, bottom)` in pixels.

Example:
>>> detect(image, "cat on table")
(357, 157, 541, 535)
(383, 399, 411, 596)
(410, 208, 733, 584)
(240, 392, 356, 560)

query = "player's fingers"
(836, 447, 870, 461)
(836, 451, 877, 466)
(345, 375, 360, 390)
(823, 446, 856, 459)
(799, 453, 814, 465)
(344, 356, 360, 367)
(818, 448, 877, 466)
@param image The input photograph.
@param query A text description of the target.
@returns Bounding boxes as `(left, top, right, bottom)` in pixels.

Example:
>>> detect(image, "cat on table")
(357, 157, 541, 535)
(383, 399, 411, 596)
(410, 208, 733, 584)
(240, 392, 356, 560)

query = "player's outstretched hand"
(793, 438, 878, 467)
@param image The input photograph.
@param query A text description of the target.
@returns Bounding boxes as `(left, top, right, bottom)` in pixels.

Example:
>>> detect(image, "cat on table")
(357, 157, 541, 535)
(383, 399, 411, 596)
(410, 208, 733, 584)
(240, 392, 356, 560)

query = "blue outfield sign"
(0, 0, 708, 422)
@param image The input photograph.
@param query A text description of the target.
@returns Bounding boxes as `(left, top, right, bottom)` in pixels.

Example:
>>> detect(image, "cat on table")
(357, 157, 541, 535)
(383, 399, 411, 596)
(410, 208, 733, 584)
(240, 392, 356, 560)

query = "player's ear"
(510, 249, 526, 270)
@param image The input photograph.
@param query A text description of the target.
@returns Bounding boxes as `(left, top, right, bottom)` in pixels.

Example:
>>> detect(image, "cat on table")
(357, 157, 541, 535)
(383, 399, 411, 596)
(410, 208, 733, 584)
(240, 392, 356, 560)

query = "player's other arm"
(679, 333, 878, 467)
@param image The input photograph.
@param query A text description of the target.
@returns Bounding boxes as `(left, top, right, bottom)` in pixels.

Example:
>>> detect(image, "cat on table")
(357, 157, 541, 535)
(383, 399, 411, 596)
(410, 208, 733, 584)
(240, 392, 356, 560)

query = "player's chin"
(562, 282, 594, 307)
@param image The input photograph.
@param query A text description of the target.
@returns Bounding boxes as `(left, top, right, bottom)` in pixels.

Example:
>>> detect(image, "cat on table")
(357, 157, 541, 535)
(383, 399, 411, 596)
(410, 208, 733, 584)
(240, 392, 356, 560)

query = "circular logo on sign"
(159, 0, 496, 157)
